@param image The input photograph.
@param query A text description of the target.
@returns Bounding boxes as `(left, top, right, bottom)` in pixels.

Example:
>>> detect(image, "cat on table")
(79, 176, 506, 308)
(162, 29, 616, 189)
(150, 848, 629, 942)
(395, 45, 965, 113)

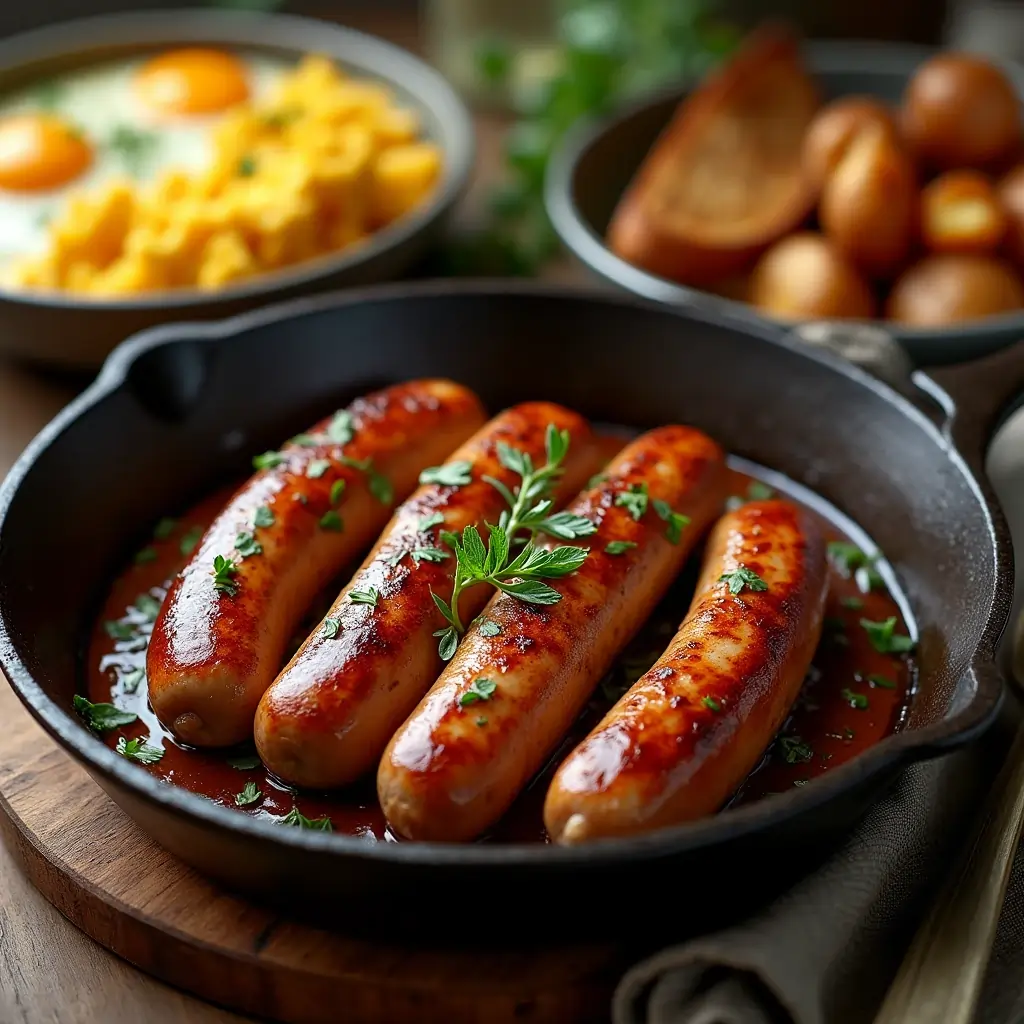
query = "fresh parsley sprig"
(116, 736, 164, 765)
(431, 424, 591, 659)
(211, 555, 239, 597)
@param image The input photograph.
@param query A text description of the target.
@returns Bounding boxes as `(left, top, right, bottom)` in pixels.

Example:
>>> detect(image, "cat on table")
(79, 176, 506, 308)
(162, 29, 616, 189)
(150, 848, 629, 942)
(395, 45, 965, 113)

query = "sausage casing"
(377, 425, 728, 842)
(254, 402, 602, 788)
(544, 499, 828, 844)
(147, 379, 486, 747)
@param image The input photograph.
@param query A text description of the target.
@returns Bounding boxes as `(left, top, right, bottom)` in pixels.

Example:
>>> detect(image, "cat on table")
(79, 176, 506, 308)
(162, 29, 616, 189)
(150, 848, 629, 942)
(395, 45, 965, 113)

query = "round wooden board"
(0, 682, 629, 1023)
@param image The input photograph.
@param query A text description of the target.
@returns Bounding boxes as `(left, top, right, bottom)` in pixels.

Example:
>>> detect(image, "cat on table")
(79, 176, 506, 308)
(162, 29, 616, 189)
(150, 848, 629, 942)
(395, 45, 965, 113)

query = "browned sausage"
(377, 426, 729, 842)
(147, 380, 486, 747)
(544, 499, 828, 844)
(254, 403, 603, 788)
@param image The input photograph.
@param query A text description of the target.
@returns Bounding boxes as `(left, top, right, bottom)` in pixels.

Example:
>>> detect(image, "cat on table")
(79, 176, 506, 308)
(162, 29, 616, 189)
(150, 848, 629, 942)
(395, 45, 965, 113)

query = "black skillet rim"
(0, 279, 1009, 868)
(0, 8, 475, 311)
(543, 39, 1024, 349)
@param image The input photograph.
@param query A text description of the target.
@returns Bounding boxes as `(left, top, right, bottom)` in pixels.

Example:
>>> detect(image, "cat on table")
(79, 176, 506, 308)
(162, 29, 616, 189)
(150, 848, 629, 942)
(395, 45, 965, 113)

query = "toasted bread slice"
(607, 25, 820, 287)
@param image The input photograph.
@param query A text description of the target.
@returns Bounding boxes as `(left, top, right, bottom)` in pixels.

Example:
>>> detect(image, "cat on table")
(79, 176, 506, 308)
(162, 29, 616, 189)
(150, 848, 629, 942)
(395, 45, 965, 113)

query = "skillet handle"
(919, 338, 1024, 473)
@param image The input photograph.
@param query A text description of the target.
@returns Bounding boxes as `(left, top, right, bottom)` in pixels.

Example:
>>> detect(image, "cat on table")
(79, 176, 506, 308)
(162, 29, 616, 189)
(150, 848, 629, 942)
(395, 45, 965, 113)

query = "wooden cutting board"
(0, 681, 628, 1024)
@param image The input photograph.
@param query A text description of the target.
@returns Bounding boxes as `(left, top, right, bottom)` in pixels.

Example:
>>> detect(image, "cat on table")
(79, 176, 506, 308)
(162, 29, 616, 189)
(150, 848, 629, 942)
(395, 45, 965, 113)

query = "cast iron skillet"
(545, 41, 1024, 367)
(0, 282, 1018, 937)
(0, 10, 474, 369)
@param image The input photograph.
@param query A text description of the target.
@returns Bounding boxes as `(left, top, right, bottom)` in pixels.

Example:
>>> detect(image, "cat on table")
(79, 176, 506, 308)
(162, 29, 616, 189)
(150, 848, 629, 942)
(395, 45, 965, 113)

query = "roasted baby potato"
(901, 53, 1021, 170)
(819, 123, 917, 279)
(802, 96, 898, 193)
(886, 253, 1024, 324)
(921, 170, 1006, 254)
(750, 232, 875, 320)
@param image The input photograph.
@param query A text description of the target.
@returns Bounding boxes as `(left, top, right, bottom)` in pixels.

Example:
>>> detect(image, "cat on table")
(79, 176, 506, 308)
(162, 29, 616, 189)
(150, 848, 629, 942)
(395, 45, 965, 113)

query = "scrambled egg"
(8, 55, 442, 296)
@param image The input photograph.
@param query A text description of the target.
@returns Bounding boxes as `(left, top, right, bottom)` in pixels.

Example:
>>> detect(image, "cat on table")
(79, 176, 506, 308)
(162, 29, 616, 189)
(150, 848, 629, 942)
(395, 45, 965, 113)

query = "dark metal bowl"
(0, 10, 474, 369)
(0, 281, 1017, 937)
(545, 41, 1024, 367)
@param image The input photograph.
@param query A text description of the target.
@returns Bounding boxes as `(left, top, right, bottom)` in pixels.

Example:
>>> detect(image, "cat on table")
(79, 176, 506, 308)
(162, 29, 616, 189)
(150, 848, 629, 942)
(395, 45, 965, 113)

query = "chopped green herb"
(615, 482, 649, 521)
(326, 410, 355, 445)
(349, 586, 379, 608)
(104, 620, 137, 641)
(653, 499, 690, 544)
(234, 531, 262, 558)
(237, 154, 257, 177)
(368, 469, 394, 506)
(106, 125, 158, 175)
(827, 541, 875, 578)
(385, 547, 408, 568)
(411, 546, 449, 565)
(73, 694, 138, 732)
(306, 458, 330, 479)
(478, 618, 501, 637)
(253, 505, 275, 529)
(319, 510, 343, 532)
(121, 667, 145, 694)
(322, 617, 341, 639)
(459, 678, 497, 706)
(280, 806, 332, 831)
(33, 79, 65, 109)
(253, 450, 285, 471)
(855, 565, 885, 593)
(841, 688, 870, 710)
(434, 625, 459, 661)
(180, 525, 204, 556)
(134, 593, 162, 621)
(291, 433, 321, 447)
(718, 566, 768, 595)
(702, 696, 721, 713)
(747, 481, 775, 501)
(211, 554, 239, 597)
(420, 460, 473, 488)
(777, 736, 814, 764)
(134, 546, 158, 565)
(860, 617, 915, 655)
(226, 753, 262, 770)
(235, 781, 262, 806)
(116, 736, 164, 764)
(476, 716, 488, 727)
(587, 472, 608, 489)
(329, 479, 346, 506)
(605, 540, 638, 556)
(153, 517, 177, 540)
(419, 511, 445, 531)
(537, 511, 597, 541)
(840, 596, 865, 610)
(868, 673, 897, 689)
(793, 779, 808, 788)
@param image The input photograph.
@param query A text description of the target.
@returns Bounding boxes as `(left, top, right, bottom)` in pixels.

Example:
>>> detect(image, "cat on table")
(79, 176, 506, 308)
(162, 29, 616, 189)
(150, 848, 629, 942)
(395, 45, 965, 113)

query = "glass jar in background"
(424, 0, 560, 109)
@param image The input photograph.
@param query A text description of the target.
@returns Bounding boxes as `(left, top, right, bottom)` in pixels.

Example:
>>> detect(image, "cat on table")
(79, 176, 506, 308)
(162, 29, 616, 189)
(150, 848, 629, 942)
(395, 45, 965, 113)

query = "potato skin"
(902, 53, 1021, 170)
(819, 123, 917, 279)
(802, 96, 898, 193)
(998, 165, 1024, 268)
(921, 170, 1007, 255)
(750, 232, 875, 320)
(886, 253, 1024, 325)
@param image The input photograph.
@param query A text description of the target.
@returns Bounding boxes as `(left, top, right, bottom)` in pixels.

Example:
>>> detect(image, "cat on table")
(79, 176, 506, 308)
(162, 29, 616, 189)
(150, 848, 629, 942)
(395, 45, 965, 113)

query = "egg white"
(0, 51, 288, 265)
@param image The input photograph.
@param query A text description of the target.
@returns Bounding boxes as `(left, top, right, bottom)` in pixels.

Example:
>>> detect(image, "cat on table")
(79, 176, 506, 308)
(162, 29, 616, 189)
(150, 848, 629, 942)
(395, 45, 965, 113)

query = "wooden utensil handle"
(873, 722, 1024, 1024)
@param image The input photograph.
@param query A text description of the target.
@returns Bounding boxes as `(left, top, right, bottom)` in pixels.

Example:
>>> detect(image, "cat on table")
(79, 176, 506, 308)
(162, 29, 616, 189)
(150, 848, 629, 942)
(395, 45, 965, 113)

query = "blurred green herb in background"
(448, 0, 737, 275)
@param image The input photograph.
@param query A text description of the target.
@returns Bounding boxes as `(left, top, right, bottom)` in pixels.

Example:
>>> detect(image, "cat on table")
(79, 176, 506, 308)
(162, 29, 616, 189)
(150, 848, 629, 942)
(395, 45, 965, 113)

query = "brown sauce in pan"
(85, 460, 915, 843)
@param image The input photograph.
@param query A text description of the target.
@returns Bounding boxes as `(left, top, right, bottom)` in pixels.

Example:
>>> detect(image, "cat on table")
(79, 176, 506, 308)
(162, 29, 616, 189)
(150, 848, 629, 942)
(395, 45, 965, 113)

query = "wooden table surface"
(0, 9, 571, 1022)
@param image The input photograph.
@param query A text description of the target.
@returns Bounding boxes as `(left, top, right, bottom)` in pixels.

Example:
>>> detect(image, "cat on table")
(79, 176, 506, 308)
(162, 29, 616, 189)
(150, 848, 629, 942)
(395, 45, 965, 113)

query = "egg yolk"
(0, 115, 92, 192)
(135, 48, 250, 117)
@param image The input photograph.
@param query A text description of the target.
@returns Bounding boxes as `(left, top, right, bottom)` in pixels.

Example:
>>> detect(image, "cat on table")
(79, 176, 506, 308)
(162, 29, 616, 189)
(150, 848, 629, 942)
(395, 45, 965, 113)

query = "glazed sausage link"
(544, 499, 828, 844)
(377, 425, 729, 842)
(254, 402, 603, 789)
(147, 379, 486, 748)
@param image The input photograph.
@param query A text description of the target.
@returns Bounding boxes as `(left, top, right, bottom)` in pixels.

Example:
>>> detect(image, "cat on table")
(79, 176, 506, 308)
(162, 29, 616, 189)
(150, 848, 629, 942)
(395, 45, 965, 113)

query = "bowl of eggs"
(545, 27, 1024, 365)
(0, 9, 473, 368)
